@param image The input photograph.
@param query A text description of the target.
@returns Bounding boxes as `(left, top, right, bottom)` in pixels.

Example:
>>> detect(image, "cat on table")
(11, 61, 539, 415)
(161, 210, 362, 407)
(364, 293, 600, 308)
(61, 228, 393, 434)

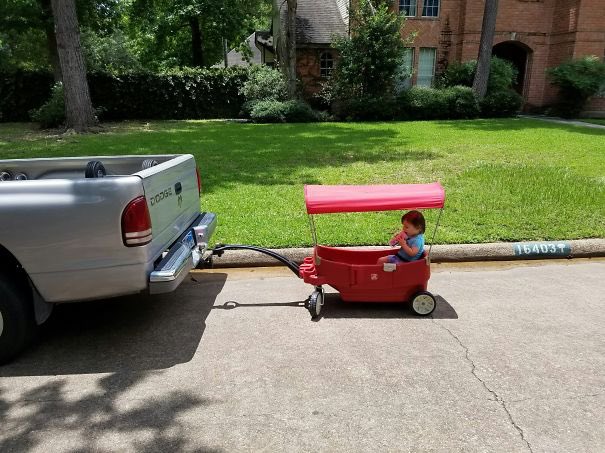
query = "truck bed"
(0, 154, 214, 303)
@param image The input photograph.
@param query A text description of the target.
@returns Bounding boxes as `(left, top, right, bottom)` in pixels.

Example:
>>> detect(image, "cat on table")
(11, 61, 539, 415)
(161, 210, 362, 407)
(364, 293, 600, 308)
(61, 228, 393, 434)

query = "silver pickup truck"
(0, 155, 216, 363)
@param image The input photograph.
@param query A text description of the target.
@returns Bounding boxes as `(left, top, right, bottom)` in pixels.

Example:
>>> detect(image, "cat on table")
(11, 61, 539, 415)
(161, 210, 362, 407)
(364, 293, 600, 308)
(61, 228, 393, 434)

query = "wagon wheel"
(411, 291, 436, 316)
(308, 287, 324, 319)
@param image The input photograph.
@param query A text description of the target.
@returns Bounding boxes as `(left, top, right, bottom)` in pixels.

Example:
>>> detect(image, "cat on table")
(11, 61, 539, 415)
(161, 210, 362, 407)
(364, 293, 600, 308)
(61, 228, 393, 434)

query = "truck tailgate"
(137, 154, 200, 261)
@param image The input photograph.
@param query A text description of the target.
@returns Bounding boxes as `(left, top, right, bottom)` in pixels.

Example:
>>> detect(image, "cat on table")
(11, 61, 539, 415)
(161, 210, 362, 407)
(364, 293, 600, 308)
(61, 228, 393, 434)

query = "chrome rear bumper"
(149, 212, 217, 294)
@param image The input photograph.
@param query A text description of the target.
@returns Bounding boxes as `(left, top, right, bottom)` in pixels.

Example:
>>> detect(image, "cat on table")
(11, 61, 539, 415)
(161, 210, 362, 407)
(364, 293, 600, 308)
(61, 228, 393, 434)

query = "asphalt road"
(1, 259, 604, 452)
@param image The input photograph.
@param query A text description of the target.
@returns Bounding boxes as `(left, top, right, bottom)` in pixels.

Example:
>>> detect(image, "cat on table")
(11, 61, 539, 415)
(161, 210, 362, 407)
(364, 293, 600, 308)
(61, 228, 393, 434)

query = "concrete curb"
(210, 239, 605, 268)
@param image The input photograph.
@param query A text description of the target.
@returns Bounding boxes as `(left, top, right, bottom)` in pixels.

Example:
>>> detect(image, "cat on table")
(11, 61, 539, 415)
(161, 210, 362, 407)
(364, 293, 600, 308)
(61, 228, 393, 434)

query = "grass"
(1, 118, 604, 247)
(579, 118, 605, 126)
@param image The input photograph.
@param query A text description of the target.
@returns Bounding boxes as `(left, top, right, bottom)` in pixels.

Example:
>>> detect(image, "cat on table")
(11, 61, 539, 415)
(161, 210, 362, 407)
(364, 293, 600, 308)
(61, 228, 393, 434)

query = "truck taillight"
(122, 196, 152, 247)
(196, 167, 202, 196)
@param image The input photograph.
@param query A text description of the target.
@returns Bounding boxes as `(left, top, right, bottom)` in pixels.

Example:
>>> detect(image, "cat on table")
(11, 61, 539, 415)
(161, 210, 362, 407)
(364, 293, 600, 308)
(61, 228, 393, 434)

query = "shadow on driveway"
(0, 372, 223, 453)
(0, 273, 227, 377)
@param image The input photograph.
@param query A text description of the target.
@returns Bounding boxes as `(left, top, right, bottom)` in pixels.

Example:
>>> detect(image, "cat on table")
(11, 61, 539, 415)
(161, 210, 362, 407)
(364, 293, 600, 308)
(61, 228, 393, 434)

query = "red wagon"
(298, 182, 445, 318)
(211, 182, 445, 319)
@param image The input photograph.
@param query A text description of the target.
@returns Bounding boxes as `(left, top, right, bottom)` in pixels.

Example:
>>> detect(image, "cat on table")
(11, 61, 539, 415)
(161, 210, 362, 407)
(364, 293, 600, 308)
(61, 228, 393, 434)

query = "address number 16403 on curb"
(513, 242, 571, 257)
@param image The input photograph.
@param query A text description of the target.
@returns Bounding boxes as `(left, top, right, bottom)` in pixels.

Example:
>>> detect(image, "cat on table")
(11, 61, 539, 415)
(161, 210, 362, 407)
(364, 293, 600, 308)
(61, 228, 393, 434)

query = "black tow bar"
(210, 244, 301, 277)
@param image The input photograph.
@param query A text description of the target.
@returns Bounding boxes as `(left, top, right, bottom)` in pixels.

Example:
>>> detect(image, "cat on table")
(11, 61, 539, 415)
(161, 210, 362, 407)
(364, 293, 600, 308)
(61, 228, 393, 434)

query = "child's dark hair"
(402, 210, 426, 233)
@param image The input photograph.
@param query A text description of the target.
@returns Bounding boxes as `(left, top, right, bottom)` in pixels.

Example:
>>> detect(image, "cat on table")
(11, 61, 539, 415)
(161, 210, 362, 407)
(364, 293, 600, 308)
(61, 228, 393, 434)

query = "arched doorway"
(492, 41, 532, 96)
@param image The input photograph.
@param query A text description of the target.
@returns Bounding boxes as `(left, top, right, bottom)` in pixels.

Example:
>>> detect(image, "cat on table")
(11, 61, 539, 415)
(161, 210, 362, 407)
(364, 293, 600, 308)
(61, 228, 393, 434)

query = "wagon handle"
(212, 244, 301, 277)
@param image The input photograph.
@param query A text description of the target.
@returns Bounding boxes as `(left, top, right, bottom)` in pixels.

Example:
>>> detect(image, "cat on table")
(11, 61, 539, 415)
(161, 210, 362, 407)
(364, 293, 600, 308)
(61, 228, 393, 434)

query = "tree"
(40, 0, 62, 81)
(0, 0, 123, 79)
(128, 0, 271, 69)
(0, 0, 57, 75)
(472, 0, 499, 99)
(51, 0, 98, 131)
(329, 0, 411, 99)
(272, 0, 298, 98)
(284, 0, 297, 98)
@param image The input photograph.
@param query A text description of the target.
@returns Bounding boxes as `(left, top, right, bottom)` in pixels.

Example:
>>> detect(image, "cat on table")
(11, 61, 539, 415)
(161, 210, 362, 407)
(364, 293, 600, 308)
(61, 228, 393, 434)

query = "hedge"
(397, 86, 480, 120)
(0, 71, 54, 122)
(1, 68, 249, 122)
(250, 100, 322, 123)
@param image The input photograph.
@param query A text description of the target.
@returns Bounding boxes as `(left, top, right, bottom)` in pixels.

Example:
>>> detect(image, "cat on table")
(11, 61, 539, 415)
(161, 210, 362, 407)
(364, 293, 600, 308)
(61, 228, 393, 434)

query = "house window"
(320, 51, 334, 77)
(422, 0, 440, 17)
(397, 48, 414, 91)
(399, 0, 417, 17)
(417, 48, 436, 87)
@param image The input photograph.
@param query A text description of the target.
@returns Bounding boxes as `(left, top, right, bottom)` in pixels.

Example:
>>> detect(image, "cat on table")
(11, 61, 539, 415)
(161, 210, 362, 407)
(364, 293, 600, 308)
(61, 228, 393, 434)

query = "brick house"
(262, 0, 605, 116)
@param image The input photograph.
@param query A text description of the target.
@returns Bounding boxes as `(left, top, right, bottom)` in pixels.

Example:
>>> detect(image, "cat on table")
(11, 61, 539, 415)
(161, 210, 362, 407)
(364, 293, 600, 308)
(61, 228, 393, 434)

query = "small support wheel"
(85, 160, 106, 178)
(308, 287, 324, 319)
(141, 159, 159, 170)
(411, 291, 436, 316)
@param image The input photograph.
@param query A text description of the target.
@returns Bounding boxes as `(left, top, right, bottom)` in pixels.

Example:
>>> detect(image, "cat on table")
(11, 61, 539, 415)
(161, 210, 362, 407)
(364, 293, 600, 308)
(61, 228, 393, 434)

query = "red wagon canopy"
(304, 182, 445, 214)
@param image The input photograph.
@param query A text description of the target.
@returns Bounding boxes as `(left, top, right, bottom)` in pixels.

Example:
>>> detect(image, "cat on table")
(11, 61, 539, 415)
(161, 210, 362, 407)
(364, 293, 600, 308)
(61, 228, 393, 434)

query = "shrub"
(479, 89, 524, 117)
(335, 95, 398, 121)
(487, 57, 519, 92)
(547, 56, 605, 117)
(436, 61, 475, 89)
(250, 100, 320, 123)
(30, 83, 65, 128)
(250, 100, 285, 122)
(282, 100, 320, 122)
(446, 86, 481, 118)
(437, 57, 518, 93)
(397, 86, 479, 120)
(398, 88, 448, 120)
(240, 65, 287, 103)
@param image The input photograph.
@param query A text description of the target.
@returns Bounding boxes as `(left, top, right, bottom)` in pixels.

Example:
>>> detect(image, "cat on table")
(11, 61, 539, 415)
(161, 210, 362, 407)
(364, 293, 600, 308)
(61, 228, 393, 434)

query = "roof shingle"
(280, 0, 348, 45)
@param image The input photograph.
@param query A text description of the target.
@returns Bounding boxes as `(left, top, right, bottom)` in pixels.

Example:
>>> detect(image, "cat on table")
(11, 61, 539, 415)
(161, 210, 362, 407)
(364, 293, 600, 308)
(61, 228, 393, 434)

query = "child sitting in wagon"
(377, 210, 425, 265)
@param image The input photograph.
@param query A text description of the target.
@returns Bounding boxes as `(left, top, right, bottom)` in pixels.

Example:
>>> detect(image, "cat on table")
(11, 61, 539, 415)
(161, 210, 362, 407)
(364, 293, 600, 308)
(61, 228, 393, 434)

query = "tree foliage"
(0, 0, 124, 71)
(327, 0, 412, 101)
(0, 0, 51, 71)
(0, 0, 272, 73)
(437, 57, 518, 93)
(127, 0, 271, 69)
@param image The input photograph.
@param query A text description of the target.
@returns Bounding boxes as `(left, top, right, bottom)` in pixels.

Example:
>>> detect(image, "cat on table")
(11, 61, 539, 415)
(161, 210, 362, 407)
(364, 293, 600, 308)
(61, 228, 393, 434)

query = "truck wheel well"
(0, 245, 31, 295)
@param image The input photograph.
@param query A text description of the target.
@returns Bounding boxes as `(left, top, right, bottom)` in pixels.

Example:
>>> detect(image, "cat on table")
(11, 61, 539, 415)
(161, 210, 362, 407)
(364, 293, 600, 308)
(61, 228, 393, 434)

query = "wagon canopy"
(304, 183, 445, 214)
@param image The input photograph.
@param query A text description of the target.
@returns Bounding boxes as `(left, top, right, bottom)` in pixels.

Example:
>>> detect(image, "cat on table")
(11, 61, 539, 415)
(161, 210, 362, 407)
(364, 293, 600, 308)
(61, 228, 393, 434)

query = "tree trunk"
(39, 0, 62, 82)
(472, 0, 499, 99)
(223, 38, 228, 68)
(50, 0, 98, 132)
(285, 0, 297, 98)
(189, 16, 204, 67)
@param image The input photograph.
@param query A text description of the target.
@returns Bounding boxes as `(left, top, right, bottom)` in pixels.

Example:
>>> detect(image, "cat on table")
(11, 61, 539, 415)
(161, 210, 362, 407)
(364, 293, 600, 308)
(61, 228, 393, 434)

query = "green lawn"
(1, 118, 604, 247)
(580, 118, 605, 126)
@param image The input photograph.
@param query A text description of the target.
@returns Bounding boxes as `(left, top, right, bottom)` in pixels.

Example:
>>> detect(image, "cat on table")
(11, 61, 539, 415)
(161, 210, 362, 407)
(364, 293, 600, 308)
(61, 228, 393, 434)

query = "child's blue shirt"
(396, 233, 425, 261)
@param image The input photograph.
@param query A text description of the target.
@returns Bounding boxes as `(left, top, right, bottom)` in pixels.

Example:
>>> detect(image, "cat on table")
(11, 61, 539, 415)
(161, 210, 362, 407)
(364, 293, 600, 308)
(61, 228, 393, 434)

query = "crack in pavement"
(509, 393, 604, 404)
(431, 318, 534, 453)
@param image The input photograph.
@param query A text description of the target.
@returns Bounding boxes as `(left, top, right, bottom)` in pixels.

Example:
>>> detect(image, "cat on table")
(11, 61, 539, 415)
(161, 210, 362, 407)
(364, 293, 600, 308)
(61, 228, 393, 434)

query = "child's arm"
(397, 236, 419, 257)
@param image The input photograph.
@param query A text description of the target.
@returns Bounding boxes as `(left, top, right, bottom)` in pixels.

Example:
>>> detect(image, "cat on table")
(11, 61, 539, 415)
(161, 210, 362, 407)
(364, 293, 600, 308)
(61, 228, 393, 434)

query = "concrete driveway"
(1, 259, 604, 452)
